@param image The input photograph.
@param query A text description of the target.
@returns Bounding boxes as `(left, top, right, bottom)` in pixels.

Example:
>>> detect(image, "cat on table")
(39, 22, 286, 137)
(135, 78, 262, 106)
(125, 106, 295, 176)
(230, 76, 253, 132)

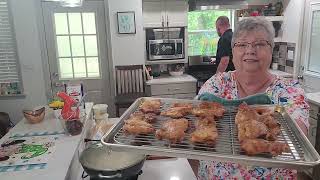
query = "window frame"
(187, 9, 235, 57)
(52, 11, 102, 80)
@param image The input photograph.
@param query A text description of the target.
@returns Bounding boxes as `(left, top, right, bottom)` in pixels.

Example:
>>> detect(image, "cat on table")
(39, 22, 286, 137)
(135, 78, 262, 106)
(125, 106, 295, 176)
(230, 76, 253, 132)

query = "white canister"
(272, 63, 278, 70)
(93, 104, 108, 116)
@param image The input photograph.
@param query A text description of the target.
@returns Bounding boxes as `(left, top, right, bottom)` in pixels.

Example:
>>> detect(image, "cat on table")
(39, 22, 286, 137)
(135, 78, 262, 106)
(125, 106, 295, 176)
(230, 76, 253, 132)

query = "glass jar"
(58, 112, 85, 136)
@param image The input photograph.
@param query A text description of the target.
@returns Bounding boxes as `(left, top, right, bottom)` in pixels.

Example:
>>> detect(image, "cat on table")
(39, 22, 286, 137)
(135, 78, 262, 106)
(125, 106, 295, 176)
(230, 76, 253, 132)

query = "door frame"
(34, 0, 115, 114)
(300, 0, 320, 92)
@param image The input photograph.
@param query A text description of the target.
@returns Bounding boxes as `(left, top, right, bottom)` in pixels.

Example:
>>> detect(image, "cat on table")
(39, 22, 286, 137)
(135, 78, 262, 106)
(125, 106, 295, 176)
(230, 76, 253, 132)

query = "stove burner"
(89, 170, 142, 180)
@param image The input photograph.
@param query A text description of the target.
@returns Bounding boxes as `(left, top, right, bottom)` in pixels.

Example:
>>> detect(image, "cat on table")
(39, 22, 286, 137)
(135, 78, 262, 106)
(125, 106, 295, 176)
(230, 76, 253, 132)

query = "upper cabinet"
(143, 0, 188, 28)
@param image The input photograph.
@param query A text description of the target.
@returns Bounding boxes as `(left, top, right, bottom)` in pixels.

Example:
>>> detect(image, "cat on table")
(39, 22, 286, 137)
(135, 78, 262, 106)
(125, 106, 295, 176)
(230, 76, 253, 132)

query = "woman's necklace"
(236, 75, 274, 98)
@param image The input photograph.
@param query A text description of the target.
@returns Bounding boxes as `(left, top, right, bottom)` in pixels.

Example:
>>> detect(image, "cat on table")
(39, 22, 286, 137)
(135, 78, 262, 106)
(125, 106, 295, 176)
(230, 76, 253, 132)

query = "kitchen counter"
(306, 92, 320, 106)
(146, 74, 197, 85)
(269, 69, 293, 78)
(0, 103, 93, 180)
(139, 158, 197, 180)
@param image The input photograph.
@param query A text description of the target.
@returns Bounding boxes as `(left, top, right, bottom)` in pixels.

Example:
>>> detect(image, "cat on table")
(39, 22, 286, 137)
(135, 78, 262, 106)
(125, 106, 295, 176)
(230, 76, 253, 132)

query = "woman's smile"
(243, 59, 258, 62)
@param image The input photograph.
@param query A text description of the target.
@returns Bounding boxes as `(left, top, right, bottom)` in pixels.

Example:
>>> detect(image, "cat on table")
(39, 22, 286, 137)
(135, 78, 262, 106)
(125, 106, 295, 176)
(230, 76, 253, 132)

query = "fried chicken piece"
(192, 102, 225, 118)
(140, 99, 161, 114)
(254, 107, 274, 116)
(130, 111, 157, 123)
(258, 114, 281, 141)
(195, 116, 216, 128)
(235, 103, 260, 124)
(172, 102, 193, 109)
(199, 102, 225, 117)
(156, 118, 189, 143)
(258, 114, 279, 129)
(266, 126, 281, 141)
(190, 117, 218, 145)
(160, 103, 193, 118)
(123, 119, 154, 135)
(238, 120, 268, 142)
(241, 139, 289, 156)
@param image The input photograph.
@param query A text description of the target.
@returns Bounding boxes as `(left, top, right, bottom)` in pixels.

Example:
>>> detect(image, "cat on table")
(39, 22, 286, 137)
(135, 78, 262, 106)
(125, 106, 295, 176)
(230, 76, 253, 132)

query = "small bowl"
(169, 71, 183, 76)
(23, 107, 45, 124)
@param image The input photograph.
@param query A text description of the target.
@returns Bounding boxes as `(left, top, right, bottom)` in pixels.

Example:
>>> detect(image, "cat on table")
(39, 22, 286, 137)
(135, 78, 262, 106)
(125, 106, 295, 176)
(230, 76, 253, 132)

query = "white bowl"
(169, 71, 183, 76)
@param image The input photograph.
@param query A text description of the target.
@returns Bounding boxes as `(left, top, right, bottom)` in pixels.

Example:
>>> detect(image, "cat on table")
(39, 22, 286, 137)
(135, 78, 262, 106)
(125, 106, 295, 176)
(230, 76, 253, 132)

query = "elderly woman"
(195, 17, 309, 179)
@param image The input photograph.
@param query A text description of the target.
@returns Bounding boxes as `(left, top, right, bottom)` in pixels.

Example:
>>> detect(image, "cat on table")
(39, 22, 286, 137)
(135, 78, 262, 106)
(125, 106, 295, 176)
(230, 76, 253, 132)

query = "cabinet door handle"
(162, 16, 164, 27)
(166, 15, 169, 27)
(312, 127, 317, 136)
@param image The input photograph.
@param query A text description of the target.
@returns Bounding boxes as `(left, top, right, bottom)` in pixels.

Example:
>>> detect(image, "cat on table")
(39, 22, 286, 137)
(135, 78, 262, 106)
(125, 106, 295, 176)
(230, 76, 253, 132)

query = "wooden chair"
(114, 65, 147, 117)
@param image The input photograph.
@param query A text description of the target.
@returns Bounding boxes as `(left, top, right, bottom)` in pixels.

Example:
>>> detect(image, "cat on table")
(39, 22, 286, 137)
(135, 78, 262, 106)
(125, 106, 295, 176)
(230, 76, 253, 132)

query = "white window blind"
(0, 0, 20, 85)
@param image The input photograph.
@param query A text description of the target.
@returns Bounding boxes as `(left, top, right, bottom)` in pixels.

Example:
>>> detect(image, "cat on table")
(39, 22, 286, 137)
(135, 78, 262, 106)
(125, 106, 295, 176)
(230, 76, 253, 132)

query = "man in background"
(211, 16, 234, 73)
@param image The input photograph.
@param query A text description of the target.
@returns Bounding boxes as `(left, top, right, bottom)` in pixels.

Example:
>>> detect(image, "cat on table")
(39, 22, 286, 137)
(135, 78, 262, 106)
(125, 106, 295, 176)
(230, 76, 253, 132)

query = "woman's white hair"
(232, 17, 275, 48)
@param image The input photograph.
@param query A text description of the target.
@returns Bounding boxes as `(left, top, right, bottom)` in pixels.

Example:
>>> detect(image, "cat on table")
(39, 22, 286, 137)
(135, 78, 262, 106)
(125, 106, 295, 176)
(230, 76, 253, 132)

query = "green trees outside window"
(188, 10, 231, 56)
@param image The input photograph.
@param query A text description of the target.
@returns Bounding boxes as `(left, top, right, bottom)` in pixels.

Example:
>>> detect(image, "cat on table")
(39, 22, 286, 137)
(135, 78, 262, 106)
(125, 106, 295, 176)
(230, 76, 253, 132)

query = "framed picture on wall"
(117, 11, 136, 34)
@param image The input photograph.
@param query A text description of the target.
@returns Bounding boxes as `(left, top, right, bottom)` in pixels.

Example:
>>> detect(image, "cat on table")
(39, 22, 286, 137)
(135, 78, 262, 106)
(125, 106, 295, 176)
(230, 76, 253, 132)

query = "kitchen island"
(0, 105, 197, 180)
(0, 103, 94, 180)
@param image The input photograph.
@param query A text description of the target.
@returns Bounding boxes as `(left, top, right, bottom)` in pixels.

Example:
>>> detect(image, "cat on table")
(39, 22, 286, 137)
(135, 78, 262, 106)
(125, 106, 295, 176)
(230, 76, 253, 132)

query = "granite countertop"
(269, 69, 293, 78)
(306, 92, 320, 106)
(146, 74, 197, 85)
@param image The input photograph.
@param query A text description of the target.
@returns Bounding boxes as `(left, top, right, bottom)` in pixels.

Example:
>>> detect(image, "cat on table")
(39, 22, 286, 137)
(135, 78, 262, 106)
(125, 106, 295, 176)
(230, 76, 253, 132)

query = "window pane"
(68, 13, 83, 34)
(54, 13, 68, 34)
(82, 13, 96, 34)
(70, 35, 84, 56)
(73, 58, 87, 78)
(84, 35, 98, 56)
(187, 10, 230, 56)
(308, 10, 320, 73)
(59, 58, 73, 78)
(86, 57, 100, 77)
(56, 36, 71, 57)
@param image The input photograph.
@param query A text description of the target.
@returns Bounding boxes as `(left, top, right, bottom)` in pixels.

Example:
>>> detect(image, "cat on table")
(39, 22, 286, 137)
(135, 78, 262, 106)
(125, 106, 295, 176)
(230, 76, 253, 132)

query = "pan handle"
(97, 173, 122, 178)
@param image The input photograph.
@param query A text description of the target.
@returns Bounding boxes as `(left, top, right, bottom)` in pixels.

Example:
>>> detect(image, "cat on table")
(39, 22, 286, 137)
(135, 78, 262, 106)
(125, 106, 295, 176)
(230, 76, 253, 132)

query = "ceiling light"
(60, 0, 83, 7)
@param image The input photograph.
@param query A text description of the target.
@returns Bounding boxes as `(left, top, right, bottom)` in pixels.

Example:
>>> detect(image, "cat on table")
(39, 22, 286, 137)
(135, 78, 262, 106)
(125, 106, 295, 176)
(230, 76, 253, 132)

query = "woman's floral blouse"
(197, 71, 309, 180)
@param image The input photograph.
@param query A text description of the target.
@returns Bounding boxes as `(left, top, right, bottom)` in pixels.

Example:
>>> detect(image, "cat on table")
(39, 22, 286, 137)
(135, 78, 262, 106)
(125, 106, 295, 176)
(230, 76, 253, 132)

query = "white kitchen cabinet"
(143, 1, 164, 27)
(146, 74, 197, 99)
(306, 93, 320, 148)
(165, 0, 188, 27)
(309, 117, 318, 146)
(143, 0, 188, 27)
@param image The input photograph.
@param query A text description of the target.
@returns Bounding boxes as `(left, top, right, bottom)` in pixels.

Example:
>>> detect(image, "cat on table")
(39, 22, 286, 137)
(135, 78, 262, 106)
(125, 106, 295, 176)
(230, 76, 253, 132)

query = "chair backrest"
(115, 65, 145, 95)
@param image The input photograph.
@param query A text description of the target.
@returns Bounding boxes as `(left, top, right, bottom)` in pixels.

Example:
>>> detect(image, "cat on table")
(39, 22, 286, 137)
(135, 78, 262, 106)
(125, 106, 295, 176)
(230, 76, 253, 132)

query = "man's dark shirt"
(216, 29, 234, 71)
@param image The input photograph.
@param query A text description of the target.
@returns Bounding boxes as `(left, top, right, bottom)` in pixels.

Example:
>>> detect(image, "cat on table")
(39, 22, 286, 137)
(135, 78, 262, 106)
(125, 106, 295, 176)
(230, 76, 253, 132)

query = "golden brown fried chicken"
(195, 116, 216, 128)
(235, 103, 260, 124)
(140, 99, 161, 114)
(123, 119, 154, 135)
(172, 102, 193, 109)
(254, 107, 274, 116)
(237, 120, 268, 142)
(258, 114, 281, 141)
(130, 111, 157, 123)
(266, 126, 281, 141)
(190, 117, 218, 145)
(258, 114, 279, 129)
(241, 139, 289, 156)
(160, 103, 193, 118)
(155, 118, 189, 143)
(199, 102, 225, 117)
(192, 102, 225, 118)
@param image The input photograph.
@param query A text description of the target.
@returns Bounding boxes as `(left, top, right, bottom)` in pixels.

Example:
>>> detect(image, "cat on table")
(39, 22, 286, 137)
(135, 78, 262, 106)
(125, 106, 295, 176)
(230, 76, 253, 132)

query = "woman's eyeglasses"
(233, 40, 272, 50)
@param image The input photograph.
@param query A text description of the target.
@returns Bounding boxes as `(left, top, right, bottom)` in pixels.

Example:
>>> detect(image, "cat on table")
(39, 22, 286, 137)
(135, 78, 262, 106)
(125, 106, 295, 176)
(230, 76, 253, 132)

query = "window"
(0, 0, 22, 95)
(188, 10, 232, 56)
(53, 12, 100, 79)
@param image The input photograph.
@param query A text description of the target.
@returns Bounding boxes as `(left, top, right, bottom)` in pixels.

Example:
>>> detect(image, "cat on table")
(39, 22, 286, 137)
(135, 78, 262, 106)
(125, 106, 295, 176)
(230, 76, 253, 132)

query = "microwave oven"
(148, 39, 184, 60)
